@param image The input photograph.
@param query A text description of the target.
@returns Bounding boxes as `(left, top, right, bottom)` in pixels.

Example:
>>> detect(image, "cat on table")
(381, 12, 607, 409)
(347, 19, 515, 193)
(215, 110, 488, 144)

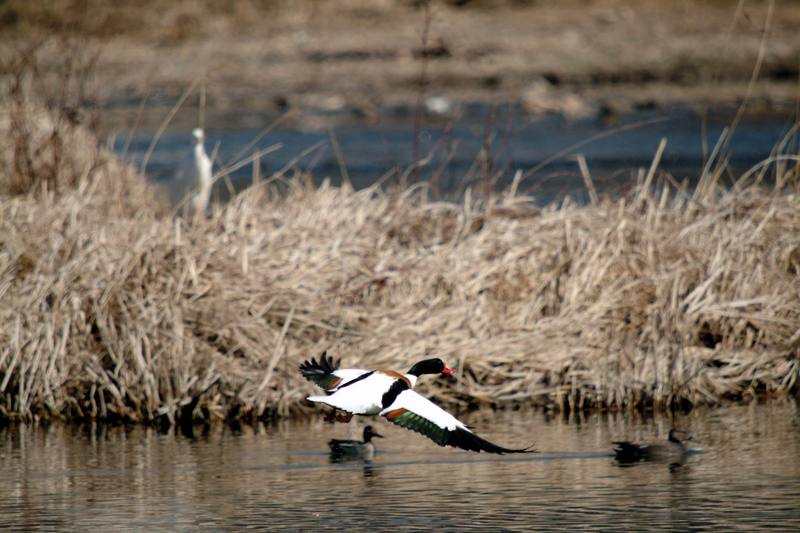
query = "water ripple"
(2, 402, 799, 531)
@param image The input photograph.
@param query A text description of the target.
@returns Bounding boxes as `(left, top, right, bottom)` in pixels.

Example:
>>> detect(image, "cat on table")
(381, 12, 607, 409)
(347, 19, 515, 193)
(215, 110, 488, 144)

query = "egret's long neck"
(194, 143, 212, 189)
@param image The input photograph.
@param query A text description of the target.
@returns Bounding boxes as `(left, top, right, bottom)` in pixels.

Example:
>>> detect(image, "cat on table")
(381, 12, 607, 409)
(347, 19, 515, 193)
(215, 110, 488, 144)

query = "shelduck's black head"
(363, 425, 383, 442)
(407, 358, 457, 377)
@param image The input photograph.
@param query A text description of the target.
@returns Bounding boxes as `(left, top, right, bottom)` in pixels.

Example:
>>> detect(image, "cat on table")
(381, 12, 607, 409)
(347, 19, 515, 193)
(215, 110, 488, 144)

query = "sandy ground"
(3, 1, 800, 123)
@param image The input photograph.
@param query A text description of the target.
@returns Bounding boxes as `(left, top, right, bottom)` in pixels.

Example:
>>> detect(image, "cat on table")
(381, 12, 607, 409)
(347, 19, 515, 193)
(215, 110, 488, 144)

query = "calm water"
(115, 105, 795, 205)
(2, 401, 799, 531)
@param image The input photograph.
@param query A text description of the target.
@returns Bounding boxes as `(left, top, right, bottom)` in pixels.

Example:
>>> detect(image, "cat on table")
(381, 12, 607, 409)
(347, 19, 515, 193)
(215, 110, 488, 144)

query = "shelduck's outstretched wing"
(300, 351, 341, 390)
(299, 351, 370, 393)
(380, 390, 535, 454)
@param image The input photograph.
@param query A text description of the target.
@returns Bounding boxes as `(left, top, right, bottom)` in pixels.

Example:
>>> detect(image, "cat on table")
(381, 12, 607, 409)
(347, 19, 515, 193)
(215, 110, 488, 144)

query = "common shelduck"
(613, 428, 692, 464)
(329, 425, 384, 460)
(300, 352, 534, 454)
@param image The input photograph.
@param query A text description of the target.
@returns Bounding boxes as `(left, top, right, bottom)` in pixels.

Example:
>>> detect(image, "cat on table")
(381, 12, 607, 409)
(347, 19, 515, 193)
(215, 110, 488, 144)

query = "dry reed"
(1, 102, 799, 425)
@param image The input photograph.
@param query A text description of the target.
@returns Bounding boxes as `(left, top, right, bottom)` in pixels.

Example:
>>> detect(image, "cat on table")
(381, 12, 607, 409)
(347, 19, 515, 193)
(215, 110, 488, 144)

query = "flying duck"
(613, 428, 693, 464)
(329, 425, 384, 460)
(300, 352, 534, 454)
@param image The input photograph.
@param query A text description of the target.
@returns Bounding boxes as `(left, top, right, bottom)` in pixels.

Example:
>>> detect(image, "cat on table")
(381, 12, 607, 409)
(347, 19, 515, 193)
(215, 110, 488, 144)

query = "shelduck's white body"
(307, 371, 417, 415)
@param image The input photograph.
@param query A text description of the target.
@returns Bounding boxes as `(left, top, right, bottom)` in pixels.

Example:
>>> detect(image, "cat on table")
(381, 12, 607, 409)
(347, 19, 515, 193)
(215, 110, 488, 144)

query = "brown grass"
(1, 98, 799, 426)
(0, 36, 166, 216)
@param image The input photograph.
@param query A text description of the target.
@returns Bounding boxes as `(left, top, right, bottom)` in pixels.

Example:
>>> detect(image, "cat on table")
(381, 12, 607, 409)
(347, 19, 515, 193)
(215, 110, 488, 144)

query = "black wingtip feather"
(299, 350, 340, 378)
(447, 427, 536, 455)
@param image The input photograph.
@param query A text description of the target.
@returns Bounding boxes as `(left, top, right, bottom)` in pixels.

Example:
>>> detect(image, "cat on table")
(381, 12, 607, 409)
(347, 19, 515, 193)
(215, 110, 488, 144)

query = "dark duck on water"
(613, 428, 693, 465)
(329, 425, 384, 461)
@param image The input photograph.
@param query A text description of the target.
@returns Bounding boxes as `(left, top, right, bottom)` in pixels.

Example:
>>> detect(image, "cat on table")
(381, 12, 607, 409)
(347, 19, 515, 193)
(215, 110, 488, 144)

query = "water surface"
(115, 104, 794, 205)
(2, 401, 799, 531)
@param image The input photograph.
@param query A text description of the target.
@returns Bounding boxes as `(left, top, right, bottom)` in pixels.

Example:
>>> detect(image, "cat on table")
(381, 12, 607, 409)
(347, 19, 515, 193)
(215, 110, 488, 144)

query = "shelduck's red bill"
(442, 366, 456, 375)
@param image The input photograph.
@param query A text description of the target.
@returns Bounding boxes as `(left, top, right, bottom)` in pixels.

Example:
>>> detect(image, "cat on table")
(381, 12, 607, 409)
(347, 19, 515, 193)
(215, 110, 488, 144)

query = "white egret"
(190, 127, 213, 216)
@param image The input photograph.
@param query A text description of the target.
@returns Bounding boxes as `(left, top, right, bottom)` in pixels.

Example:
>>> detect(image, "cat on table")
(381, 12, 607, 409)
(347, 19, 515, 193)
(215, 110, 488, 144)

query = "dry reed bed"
(1, 131, 799, 423)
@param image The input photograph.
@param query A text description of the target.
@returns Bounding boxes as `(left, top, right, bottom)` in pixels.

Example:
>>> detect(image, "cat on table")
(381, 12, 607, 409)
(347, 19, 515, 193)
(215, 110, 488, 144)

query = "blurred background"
(2, 0, 798, 202)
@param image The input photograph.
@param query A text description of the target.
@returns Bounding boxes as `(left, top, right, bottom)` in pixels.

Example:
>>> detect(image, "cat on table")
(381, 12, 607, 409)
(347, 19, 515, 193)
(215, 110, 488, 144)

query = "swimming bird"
(613, 428, 693, 464)
(300, 352, 534, 454)
(329, 425, 383, 460)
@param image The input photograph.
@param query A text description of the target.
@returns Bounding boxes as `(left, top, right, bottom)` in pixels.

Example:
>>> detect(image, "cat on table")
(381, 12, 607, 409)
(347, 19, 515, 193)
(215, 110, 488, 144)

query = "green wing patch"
(315, 374, 343, 390)
(390, 410, 450, 446)
(386, 406, 536, 454)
